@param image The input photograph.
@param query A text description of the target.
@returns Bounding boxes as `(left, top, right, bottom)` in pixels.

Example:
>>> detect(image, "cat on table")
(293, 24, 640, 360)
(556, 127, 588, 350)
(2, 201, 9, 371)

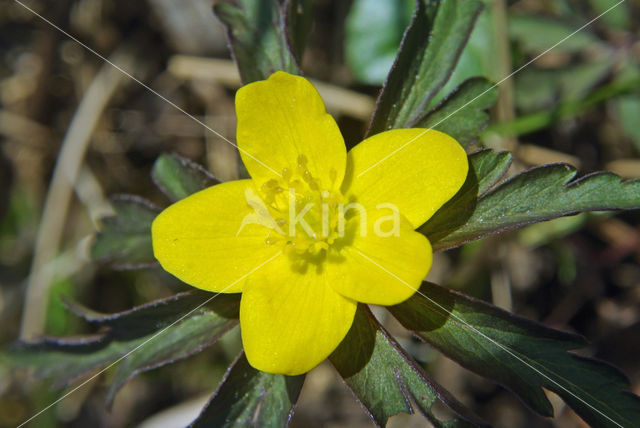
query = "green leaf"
(431, 3, 499, 106)
(330, 306, 486, 427)
(367, 0, 483, 136)
(152, 153, 219, 202)
(465, 150, 513, 196)
(419, 149, 511, 251)
(345, 0, 414, 85)
(90, 195, 159, 269)
(421, 164, 640, 252)
(45, 278, 75, 336)
(486, 72, 640, 138)
(389, 282, 640, 427)
(509, 15, 601, 54)
(284, 0, 313, 64)
(191, 352, 304, 428)
(417, 78, 497, 147)
(214, 0, 302, 83)
(10, 292, 239, 406)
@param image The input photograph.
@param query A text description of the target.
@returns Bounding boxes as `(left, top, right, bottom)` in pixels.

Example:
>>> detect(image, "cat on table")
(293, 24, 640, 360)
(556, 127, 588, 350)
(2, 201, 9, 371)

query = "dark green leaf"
(464, 150, 513, 196)
(421, 164, 640, 251)
(214, 0, 301, 83)
(417, 78, 497, 147)
(345, 0, 414, 85)
(418, 149, 511, 251)
(509, 15, 600, 54)
(284, 0, 313, 64)
(10, 292, 239, 406)
(367, 0, 483, 136)
(191, 352, 304, 428)
(151, 153, 218, 202)
(330, 306, 486, 427)
(432, 6, 499, 107)
(389, 282, 640, 427)
(90, 195, 159, 269)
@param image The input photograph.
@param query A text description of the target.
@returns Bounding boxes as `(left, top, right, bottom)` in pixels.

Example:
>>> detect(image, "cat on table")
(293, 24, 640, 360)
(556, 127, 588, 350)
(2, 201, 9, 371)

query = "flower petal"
(240, 253, 357, 375)
(343, 128, 468, 228)
(235, 71, 346, 190)
(329, 212, 431, 306)
(152, 180, 279, 293)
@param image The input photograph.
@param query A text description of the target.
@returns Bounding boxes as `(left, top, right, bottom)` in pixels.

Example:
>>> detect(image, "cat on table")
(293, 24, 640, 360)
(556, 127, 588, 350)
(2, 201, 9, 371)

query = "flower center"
(259, 155, 344, 255)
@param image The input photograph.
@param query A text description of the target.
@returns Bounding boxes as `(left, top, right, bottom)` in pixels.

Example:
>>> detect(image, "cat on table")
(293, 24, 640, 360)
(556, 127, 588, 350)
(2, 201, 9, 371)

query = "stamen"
(254, 155, 346, 258)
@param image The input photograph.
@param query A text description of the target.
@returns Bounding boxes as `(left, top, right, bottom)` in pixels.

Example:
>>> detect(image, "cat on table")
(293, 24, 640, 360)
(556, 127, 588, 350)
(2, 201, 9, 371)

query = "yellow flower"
(152, 71, 468, 375)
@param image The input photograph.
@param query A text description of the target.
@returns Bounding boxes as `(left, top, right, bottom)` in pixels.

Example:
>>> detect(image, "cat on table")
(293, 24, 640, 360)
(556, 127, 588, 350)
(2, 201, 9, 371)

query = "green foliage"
(330, 306, 485, 427)
(514, 59, 613, 113)
(344, 0, 414, 85)
(433, 0, 499, 106)
(191, 353, 304, 427)
(93, 153, 217, 270)
(284, 0, 313, 64)
(213, 0, 312, 83)
(588, 0, 631, 29)
(90, 196, 159, 269)
(417, 78, 497, 147)
(509, 15, 600, 54)
(367, 0, 483, 135)
(16, 1, 640, 426)
(494, 1, 640, 140)
(418, 149, 512, 251)
(10, 292, 239, 406)
(152, 153, 219, 202)
(44, 278, 75, 336)
(488, 73, 640, 138)
(422, 162, 640, 251)
(390, 283, 640, 427)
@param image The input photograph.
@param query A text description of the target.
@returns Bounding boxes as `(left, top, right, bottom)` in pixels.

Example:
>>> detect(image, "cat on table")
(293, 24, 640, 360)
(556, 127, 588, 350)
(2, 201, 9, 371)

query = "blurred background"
(0, 0, 639, 426)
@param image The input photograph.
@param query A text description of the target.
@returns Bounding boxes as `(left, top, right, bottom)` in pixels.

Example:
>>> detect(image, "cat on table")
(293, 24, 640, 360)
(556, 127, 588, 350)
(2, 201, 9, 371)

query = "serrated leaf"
(389, 282, 640, 427)
(330, 306, 486, 427)
(191, 352, 304, 428)
(91, 195, 159, 269)
(367, 0, 483, 136)
(345, 0, 414, 85)
(421, 164, 640, 251)
(10, 292, 239, 406)
(417, 78, 497, 147)
(151, 153, 219, 202)
(509, 15, 600, 54)
(214, 0, 302, 84)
